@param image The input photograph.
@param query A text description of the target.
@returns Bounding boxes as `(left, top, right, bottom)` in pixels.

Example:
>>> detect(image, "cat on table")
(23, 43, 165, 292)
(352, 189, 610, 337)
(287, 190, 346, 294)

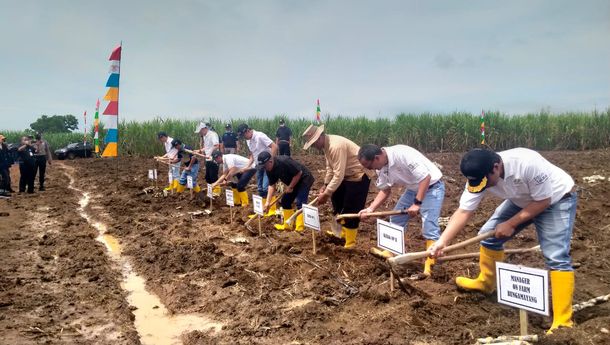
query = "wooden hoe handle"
(285, 197, 319, 226)
(336, 209, 405, 220)
(388, 231, 496, 266)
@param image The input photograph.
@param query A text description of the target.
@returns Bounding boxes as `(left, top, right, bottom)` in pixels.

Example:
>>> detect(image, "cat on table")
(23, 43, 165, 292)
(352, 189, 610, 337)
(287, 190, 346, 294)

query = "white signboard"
(148, 169, 154, 180)
(226, 189, 234, 207)
(186, 175, 193, 189)
(302, 204, 321, 231)
(376, 219, 405, 255)
(207, 184, 213, 198)
(252, 195, 264, 216)
(168, 171, 173, 184)
(496, 262, 549, 316)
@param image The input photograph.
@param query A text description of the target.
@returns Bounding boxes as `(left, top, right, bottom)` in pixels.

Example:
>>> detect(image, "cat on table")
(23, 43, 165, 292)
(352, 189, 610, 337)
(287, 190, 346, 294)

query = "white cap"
(194, 122, 208, 133)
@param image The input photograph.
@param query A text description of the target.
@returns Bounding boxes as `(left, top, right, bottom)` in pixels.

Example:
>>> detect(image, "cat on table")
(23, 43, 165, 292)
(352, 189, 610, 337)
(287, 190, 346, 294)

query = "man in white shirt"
(429, 148, 577, 334)
(210, 150, 256, 207)
(157, 131, 180, 191)
(236, 123, 278, 217)
(195, 122, 221, 195)
(358, 144, 445, 276)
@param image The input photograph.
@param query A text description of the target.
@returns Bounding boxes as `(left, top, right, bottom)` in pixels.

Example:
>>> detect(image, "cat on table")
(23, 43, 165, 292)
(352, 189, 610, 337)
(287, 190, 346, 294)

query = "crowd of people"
(155, 118, 578, 334)
(0, 133, 52, 198)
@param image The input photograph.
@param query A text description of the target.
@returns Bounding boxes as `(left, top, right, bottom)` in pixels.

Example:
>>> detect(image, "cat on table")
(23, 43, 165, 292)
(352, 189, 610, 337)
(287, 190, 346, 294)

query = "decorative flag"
(94, 99, 100, 153)
(480, 110, 485, 145)
(101, 43, 122, 157)
(83, 111, 87, 145)
(316, 99, 321, 124)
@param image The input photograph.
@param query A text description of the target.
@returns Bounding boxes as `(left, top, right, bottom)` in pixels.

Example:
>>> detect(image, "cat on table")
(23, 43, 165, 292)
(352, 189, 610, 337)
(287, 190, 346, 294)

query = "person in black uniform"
(275, 119, 292, 156)
(221, 124, 240, 154)
(0, 134, 12, 196)
(17, 136, 36, 194)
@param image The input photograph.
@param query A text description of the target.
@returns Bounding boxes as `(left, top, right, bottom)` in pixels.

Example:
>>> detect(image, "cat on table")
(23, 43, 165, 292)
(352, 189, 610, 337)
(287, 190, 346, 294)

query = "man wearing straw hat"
(302, 124, 370, 248)
(428, 148, 577, 334)
(210, 149, 255, 208)
(357, 144, 445, 277)
(236, 123, 278, 217)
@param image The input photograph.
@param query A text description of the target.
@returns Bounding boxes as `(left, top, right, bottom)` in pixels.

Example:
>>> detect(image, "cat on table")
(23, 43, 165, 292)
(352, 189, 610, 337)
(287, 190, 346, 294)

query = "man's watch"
(413, 198, 423, 205)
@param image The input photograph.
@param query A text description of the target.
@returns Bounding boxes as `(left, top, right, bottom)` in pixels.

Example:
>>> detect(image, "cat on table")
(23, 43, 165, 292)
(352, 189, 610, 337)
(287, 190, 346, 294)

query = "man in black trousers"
(33, 133, 52, 191)
(17, 136, 36, 194)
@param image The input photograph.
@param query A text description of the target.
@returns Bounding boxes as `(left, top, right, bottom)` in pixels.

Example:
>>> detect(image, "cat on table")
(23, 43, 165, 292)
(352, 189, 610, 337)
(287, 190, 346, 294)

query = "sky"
(0, 0, 608, 131)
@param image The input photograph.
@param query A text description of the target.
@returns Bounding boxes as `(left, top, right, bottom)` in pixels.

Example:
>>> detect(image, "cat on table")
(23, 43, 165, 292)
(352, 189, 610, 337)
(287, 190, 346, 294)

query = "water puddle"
(66, 168, 222, 344)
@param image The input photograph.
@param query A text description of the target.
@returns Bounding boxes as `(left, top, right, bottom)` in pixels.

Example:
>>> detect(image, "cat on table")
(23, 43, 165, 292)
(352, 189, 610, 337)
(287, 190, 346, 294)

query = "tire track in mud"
(60, 163, 223, 345)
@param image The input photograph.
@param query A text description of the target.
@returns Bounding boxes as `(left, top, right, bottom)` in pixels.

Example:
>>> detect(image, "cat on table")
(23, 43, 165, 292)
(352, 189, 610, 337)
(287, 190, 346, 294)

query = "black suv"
(55, 142, 93, 160)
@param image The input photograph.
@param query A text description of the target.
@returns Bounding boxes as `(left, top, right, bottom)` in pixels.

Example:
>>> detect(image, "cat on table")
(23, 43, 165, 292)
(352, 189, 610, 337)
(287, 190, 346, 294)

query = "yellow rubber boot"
(456, 246, 504, 293)
(547, 271, 574, 334)
(343, 227, 358, 249)
(164, 183, 173, 191)
(239, 191, 249, 207)
(274, 209, 295, 231)
(176, 183, 186, 193)
(295, 213, 305, 232)
(231, 188, 241, 206)
(423, 240, 437, 277)
(193, 185, 201, 193)
(172, 179, 179, 190)
(213, 186, 221, 196)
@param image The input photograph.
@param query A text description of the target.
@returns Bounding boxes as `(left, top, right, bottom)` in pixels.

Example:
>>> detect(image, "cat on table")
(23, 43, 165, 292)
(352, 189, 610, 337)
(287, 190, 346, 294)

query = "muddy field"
(1, 150, 609, 345)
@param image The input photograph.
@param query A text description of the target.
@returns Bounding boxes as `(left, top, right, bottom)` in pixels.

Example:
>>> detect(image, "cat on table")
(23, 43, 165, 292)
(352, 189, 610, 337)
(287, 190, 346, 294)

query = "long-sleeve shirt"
(34, 140, 52, 161)
(323, 134, 366, 195)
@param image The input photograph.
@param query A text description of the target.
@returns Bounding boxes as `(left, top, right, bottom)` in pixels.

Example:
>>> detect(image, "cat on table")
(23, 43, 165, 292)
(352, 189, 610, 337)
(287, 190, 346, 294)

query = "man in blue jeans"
(171, 139, 201, 194)
(357, 144, 445, 277)
(259, 151, 314, 232)
(428, 148, 577, 334)
(236, 123, 278, 217)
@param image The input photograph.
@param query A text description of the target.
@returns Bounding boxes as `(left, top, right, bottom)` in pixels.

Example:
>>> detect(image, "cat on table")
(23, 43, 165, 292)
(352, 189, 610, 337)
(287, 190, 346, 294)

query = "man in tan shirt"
(302, 124, 371, 248)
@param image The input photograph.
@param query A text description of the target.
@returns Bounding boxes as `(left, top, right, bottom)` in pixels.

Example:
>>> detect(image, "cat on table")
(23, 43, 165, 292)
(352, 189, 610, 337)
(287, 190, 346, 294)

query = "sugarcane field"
(1, 2, 610, 345)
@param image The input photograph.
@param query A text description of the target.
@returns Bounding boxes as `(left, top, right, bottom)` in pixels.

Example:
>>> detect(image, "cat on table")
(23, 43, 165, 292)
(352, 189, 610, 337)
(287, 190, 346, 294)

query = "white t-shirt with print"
(246, 130, 273, 162)
(376, 145, 442, 191)
(459, 148, 574, 211)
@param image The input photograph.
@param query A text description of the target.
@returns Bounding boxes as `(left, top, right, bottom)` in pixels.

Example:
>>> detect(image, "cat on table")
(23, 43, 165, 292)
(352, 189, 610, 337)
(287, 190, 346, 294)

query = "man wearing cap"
(210, 149, 255, 207)
(172, 139, 201, 194)
(195, 122, 221, 195)
(428, 148, 577, 334)
(0, 134, 13, 196)
(221, 124, 240, 154)
(357, 144, 445, 276)
(157, 131, 180, 191)
(302, 124, 371, 249)
(259, 151, 314, 232)
(275, 119, 292, 157)
(236, 124, 278, 217)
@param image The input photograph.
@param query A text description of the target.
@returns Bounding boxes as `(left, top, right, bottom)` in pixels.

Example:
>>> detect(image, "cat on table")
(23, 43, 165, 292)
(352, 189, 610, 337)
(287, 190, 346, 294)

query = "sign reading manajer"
(496, 262, 549, 316)
(376, 219, 405, 255)
(302, 204, 320, 231)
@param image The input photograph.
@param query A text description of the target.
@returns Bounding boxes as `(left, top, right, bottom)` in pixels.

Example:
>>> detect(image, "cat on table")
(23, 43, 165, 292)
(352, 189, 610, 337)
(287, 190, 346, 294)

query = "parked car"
(55, 142, 93, 160)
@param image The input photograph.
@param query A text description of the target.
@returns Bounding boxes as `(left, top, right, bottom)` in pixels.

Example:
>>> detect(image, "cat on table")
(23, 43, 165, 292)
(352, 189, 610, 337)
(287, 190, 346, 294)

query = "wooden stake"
(258, 215, 262, 236)
(519, 309, 528, 336)
(229, 206, 233, 224)
(390, 271, 395, 292)
(311, 230, 316, 254)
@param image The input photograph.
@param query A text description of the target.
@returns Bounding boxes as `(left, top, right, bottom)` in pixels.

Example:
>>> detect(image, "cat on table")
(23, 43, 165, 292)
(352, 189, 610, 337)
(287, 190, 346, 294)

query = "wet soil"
(2, 150, 609, 344)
